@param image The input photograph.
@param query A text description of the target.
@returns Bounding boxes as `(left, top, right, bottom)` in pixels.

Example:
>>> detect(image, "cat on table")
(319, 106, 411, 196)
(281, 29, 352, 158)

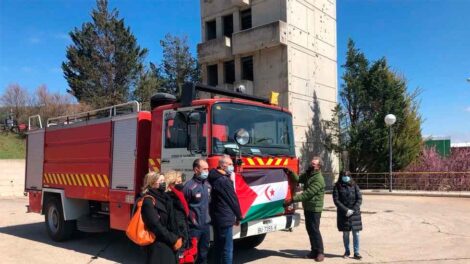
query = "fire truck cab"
(25, 84, 301, 247)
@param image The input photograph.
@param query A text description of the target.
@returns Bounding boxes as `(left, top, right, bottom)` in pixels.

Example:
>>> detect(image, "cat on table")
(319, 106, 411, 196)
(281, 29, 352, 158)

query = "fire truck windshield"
(212, 102, 295, 157)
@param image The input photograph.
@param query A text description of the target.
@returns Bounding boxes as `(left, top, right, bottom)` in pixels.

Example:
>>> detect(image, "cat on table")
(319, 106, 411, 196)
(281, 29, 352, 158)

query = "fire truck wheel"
(44, 198, 76, 242)
(236, 234, 266, 249)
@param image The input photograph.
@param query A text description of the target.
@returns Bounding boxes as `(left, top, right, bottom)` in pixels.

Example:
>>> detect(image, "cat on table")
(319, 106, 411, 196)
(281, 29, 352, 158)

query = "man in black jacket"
(208, 155, 242, 264)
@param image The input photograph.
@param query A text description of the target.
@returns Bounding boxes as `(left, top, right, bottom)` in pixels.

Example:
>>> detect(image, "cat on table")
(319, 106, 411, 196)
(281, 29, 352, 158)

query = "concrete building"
(198, 0, 338, 179)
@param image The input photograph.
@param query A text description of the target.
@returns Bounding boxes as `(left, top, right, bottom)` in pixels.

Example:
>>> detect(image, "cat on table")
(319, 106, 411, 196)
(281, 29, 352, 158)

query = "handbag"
(126, 195, 156, 246)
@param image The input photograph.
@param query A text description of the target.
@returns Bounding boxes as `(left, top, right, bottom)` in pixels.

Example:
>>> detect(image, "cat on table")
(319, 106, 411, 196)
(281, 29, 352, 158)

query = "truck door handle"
(161, 159, 170, 163)
(115, 186, 128, 190)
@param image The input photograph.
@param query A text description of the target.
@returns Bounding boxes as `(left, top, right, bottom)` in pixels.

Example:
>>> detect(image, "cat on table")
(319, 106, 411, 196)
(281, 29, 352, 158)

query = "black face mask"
(174, 183, 184, 191)
(158, 182, 166, 192)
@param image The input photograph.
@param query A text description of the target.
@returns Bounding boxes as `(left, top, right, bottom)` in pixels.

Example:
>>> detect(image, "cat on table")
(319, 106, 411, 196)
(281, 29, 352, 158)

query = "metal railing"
(351, 172, 470, 191)
(46, 101, 140, 127)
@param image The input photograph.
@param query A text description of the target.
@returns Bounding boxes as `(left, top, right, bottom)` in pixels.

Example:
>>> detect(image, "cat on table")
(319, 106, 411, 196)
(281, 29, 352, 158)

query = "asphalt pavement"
(1, 195, 469, 264)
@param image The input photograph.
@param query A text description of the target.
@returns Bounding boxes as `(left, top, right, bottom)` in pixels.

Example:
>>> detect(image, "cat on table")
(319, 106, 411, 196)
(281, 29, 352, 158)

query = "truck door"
(161, 107, 206, 180)
(25, 129, 45, 191)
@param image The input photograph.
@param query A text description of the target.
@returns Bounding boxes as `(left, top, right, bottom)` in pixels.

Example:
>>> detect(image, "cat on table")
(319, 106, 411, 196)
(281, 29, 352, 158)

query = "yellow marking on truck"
(85, 174, 93, 187)
(97, 174, 105, 188)
(70, 174, 77, 186)
(74, 174, 82, 186)
(46, 174, 52, 183)
(56, 174, 63, 185)
(283, 159, 289, 166)
(148, 159, 156, 166)
(62, 174, 68, 185)
(50, 174, 56, 184)
(247, 158, 256, 166)
(266, 158, 274, 165)
(91, 174, 99, 187)
(103, 174, 109, 187)
(275, 158, 283, 166)
(65, 174, 72, 185)
(256, 157, 265, 165)
(81, 174, 88, 187)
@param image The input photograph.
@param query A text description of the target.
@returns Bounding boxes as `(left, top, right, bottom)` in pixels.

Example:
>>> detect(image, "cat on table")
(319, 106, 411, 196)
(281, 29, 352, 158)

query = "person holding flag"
(284, 156, 326, 262)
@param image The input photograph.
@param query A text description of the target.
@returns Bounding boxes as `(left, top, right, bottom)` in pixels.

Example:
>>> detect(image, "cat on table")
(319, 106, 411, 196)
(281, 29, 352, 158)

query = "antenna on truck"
(180, 83, 270, 107)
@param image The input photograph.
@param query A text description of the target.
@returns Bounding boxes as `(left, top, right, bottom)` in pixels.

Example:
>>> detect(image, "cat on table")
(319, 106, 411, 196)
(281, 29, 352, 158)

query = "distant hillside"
(0, 133, 26, 159)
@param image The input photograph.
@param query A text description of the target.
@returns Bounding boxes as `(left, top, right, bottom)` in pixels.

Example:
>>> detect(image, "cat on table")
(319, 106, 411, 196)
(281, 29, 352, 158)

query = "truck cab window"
(165, 111, 188, 148)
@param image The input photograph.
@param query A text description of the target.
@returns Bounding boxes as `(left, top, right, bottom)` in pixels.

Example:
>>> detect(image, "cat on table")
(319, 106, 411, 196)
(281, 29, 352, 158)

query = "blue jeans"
(343, 231, 360, 255)
(189, 224, 210, 264)
(213, 225, 233, 264)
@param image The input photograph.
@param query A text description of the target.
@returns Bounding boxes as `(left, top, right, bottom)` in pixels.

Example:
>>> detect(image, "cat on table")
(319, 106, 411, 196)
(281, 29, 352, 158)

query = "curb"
(325, 190, 470, 198)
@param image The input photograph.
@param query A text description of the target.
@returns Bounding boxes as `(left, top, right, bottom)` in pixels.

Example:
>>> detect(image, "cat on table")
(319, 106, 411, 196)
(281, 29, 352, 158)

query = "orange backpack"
(126, 195, 156, 246)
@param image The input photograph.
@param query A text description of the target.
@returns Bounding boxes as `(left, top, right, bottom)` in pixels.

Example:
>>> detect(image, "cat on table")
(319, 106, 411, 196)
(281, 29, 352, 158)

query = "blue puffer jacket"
(207, 169, 242, 227)
(183, 175, 211, 229)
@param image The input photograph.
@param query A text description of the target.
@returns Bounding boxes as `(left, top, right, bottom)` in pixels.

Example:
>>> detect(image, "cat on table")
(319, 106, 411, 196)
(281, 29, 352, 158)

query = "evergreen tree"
(159, 34, 200, 98)
(62, 0, 147, 108)
(133, 63, 164, 110)
(325, 39, 422, 172)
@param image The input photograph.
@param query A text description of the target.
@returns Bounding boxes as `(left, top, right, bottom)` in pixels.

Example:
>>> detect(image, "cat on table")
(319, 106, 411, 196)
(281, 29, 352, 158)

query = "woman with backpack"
(332, 171, 363, 260)
(141, 172, 183, 264)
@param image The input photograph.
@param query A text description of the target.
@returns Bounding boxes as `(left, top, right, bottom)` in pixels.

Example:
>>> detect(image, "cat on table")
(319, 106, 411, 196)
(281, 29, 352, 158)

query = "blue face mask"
(226, 165, 234, 174)
(199, 171, 209, 180)
(342, 176, 351, 183)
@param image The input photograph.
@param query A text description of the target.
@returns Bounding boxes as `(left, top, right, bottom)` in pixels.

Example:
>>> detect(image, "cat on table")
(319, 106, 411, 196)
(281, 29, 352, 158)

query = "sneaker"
(354, 253, 362, 260)
(315, 254, 325, 262)
(343, 251, 351, 258)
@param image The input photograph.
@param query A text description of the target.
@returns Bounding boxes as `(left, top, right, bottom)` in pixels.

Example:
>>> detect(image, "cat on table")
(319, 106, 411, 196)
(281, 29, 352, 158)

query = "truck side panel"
(43, 122, 112, 201)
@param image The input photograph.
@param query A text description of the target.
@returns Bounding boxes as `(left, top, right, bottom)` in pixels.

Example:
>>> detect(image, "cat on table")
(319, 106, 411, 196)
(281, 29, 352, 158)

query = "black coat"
(208, 169, 242, 227)
(332, 182, 363, 232)
(141, 188, 178, 264)
(167, 190, 190, 250)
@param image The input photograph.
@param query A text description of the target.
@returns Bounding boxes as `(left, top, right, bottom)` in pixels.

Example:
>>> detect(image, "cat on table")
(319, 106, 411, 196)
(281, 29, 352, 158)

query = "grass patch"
(0, 133, 26, 159)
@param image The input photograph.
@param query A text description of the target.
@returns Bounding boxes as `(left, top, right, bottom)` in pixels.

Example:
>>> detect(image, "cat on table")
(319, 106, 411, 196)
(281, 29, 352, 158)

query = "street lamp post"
(385, 114, 396, 192)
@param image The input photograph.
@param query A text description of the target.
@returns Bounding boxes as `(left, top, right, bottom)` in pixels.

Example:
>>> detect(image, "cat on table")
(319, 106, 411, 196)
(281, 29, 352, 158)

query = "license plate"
(257, 223, 277, 234)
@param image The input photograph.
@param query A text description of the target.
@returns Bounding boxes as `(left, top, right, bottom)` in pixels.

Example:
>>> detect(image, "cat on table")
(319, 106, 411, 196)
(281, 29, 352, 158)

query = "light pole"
(385, 114, 396, 192)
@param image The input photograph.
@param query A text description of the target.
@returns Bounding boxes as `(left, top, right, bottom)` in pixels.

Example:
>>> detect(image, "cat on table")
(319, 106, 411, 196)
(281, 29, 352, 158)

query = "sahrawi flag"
(235, 169, 291, 223)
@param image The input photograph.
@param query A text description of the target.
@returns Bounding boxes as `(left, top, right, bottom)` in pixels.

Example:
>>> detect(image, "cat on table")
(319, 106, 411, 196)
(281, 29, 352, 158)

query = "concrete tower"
(198, 0, 338, 182)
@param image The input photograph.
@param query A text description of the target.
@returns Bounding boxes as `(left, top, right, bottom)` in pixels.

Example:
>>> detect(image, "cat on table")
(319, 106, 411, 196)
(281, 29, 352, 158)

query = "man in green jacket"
(285, 156, 326, 262)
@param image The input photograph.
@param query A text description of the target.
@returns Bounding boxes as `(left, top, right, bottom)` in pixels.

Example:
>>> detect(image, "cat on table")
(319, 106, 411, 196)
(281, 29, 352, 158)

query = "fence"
(351, 172, 470, 191)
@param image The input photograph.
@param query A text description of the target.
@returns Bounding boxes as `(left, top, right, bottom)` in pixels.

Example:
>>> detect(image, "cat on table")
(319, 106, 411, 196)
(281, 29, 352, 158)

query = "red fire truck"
(25, 84, 301, 247)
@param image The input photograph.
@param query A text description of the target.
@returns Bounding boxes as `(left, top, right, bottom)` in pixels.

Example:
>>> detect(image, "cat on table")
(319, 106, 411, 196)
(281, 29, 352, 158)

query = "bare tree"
(0, 84, 30, 123)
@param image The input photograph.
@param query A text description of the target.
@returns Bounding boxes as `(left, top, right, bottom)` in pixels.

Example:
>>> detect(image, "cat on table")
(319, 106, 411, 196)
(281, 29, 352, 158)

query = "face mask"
(342, 176, 351, 183)
(199, 171, 209, 180)
(174, 183, 184, 191)
(158, 182, 167, 192)
(225, 165, 234, 174)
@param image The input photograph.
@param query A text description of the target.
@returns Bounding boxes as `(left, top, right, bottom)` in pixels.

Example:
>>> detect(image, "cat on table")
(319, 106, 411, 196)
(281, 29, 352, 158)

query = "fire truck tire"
(236, 234, 266, 249)
(44, 198, 76, 242)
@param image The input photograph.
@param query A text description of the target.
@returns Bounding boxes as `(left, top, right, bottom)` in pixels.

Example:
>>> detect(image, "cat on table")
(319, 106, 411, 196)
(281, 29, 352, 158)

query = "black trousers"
(304, 211, 324, 256)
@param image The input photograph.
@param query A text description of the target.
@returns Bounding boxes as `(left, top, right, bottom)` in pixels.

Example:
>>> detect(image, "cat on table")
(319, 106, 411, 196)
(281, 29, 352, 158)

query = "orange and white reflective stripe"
(42, 173, 110, 188)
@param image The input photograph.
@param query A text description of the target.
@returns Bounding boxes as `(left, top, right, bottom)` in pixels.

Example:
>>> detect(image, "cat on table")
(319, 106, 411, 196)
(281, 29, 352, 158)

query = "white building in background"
(198, 0, 338, 179)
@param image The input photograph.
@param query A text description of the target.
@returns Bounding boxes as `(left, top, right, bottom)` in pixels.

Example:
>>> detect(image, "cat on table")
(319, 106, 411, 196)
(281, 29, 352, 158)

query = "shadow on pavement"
(0, 222, 144, 263)
(1, 222, 323, 263)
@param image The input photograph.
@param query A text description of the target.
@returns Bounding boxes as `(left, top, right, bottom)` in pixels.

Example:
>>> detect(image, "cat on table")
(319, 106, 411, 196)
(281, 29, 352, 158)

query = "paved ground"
(0, 195, 469, 264)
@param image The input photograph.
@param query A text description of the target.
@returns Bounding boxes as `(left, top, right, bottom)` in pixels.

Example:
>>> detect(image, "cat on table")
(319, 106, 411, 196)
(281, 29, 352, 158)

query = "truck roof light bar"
(180, 83, 270, 107)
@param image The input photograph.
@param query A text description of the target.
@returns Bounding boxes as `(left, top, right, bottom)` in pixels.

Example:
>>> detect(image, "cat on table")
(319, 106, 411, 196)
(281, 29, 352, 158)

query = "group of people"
(137, 154, 363, 264)
(284, 156, 364, 262)
(140, 155, 240, 264)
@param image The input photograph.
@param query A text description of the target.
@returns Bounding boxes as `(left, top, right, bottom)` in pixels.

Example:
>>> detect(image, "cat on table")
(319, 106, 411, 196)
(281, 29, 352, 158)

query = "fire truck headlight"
(235, 128, 250, 146)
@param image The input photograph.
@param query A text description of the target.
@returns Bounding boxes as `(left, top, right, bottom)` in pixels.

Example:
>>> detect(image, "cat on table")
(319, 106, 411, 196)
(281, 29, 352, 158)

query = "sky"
(0, 0, 469, 142)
